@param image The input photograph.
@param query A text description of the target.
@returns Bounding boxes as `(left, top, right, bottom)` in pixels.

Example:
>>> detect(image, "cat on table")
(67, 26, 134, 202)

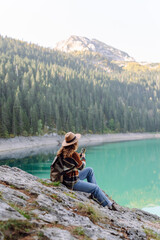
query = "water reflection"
(0, 153, 54, 179)
(0, 145, 59, 160)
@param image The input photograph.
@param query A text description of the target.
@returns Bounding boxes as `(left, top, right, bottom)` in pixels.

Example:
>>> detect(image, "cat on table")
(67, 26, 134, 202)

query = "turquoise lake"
(1, 138, 160, 214)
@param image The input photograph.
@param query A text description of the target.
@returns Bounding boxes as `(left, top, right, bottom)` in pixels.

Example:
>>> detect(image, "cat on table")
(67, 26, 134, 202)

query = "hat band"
(66, 136, 76, 143)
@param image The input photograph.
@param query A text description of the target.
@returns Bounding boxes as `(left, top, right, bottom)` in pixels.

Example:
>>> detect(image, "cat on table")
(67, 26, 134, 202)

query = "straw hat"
(62, 132, 81, 147)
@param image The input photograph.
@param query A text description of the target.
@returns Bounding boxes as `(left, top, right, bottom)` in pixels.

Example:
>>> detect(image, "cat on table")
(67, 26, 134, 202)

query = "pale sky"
(0, 0, 160, 62)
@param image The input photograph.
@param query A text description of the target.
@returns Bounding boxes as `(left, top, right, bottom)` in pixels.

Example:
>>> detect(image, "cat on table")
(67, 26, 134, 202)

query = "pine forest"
(0, 35, 160, 138)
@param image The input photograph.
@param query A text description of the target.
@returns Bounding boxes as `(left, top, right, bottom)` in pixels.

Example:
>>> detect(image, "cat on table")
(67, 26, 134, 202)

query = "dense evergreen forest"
(0, 35, 160, 137)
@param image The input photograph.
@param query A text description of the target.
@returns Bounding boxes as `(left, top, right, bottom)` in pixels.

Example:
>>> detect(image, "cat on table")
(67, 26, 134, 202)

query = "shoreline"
(0, 132, 160, 160)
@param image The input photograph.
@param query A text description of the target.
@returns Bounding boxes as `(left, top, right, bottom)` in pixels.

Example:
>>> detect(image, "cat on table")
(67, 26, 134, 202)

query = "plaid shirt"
(62, 152, 86, 189)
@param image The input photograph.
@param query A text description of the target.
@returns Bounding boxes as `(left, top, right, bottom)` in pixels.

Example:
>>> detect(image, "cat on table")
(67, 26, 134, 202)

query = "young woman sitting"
(54, 132, 118, 211)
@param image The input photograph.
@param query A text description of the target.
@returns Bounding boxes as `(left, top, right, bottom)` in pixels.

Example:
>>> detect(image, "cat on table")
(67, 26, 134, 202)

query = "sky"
(0, 0, 160, 63)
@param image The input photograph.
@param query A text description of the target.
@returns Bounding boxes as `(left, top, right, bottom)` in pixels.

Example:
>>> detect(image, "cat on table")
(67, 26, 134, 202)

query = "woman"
(57, 131, 117, 210)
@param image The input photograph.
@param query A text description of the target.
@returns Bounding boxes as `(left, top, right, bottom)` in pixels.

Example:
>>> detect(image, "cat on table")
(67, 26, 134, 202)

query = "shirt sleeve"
(72, 152, 86, 170)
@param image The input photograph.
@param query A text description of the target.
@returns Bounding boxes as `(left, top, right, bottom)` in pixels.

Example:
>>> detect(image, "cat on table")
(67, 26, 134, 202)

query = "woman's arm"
(72, 152, 86, 170)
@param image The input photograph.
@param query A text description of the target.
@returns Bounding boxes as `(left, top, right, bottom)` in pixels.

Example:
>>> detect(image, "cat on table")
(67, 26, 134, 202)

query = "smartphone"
(80, 148, 86, 154)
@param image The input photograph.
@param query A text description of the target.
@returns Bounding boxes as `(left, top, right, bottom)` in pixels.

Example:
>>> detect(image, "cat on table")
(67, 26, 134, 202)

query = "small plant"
(76, 203, 101, 223)
(32, 200, 39, 206)
(17, 208, 31, 220)
(37, 231, 49, 240)
(38, 179, 60, 187)
(0, 219, 34, 240)
(51, 194, 58, 199)
(143, 227, 160, 240)
(51, 181, 60, 186)
(136, 215, 141, 221)
(64, 192, 77, 199)
(9, 203, 31, 220)
(18, 195, 26, 200)
(39, 206, 50, 212)
(50, 194, 62, 202)
(73, 226, 85, 236)
(9, 184, 17, 189)
(0, 191, 3, 199)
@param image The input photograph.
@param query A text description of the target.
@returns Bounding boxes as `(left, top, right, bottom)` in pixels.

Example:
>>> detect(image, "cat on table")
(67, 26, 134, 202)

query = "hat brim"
(62, 133, 81, 147)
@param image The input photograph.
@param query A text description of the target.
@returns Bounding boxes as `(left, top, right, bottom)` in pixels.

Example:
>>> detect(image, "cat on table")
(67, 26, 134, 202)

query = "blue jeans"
(73, 167, 112, 207)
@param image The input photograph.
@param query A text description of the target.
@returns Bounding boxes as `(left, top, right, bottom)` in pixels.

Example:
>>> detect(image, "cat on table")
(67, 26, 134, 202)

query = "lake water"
(0, 139, 160, 216)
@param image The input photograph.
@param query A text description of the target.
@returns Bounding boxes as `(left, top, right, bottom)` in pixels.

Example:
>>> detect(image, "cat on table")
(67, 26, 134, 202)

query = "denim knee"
(88, 167, 94, 175)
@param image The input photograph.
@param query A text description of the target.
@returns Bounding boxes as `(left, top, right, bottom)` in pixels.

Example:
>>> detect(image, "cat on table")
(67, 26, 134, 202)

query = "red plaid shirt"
(62, 152, 86, 189)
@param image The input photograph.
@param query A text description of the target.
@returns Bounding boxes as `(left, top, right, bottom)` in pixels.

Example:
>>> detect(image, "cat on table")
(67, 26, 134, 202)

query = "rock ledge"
(0, 165, 160, 240)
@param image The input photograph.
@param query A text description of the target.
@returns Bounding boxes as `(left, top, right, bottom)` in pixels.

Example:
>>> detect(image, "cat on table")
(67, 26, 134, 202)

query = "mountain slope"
(1, 35, 160, 137)
(55, 35, 135, 62)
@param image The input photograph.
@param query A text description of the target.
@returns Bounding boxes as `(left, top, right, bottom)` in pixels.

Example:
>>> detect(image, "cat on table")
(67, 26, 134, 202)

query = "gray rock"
(84, 226, 121, 240)
(38, 213, 58, 223)
(42, 227, 76, 240)
(0, 165, 38, 189)
(0, 165, 53, 195)
(133, 208, 160, 221)
(36, 193, 54, 209)
(0, 184, 29, 207)
(31, 209, 58, 223)
(0, 199, 26, 220)
(36, 195, 93, 227)
(0, 165, 160, 240)
(55, 36, 135, 62)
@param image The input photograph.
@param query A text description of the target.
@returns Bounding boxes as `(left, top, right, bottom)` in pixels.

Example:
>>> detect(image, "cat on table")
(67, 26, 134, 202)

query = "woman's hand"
(82, 153, 85, 158)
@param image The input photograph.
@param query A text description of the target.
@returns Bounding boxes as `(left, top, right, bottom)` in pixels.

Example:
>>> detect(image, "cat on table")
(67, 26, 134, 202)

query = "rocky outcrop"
(0, 165, 160, 240)
(55, 36, 135, 62)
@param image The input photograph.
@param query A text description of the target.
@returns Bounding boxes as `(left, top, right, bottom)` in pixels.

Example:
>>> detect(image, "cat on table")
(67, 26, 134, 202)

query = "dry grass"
(0, 220, 35, 240)
(76, 202, 102, 223)
(143, 227, 160, 240)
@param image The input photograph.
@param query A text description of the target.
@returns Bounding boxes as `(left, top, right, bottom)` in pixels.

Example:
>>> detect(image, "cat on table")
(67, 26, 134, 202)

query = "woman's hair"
(57, 142, 78, 158)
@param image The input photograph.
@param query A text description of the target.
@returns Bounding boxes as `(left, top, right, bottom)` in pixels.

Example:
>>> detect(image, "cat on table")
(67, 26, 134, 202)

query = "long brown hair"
(57, 142, 78, 158)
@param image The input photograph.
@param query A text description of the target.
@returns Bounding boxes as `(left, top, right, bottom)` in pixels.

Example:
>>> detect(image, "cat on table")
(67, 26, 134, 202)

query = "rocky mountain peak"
(55, 35, 135, 62)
